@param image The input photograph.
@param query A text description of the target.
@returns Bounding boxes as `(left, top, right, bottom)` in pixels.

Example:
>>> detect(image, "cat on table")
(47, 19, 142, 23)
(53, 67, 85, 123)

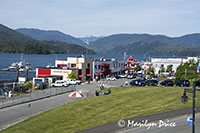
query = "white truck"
(65, 79, 81, 85)
(51, 80, 69, 87)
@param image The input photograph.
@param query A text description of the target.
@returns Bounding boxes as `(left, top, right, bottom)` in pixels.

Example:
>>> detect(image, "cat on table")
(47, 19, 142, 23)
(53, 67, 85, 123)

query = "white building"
(151, 57, 198, 74)
(93, 58, 125, 79)
(55, 57, 93, 80)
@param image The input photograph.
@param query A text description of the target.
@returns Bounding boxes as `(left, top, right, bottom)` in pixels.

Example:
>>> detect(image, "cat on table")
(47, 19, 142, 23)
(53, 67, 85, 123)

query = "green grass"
(2, 86, 200, 133)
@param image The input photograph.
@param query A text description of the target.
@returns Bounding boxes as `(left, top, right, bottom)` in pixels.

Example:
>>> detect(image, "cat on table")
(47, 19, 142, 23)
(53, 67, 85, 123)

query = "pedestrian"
(125, 81, 128, 85)
(4, 92, 7, 98)
(8, 91, 12, 97)
(95, 90, 99, 96)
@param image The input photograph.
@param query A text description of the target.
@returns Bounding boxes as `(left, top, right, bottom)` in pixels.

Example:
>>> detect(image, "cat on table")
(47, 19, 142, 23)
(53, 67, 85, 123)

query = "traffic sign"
(187, 117, 193, 126)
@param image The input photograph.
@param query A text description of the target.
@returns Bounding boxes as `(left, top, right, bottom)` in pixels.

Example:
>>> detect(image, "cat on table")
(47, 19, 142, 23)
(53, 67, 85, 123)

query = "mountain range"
(89, 33, 200, 56)
(0, 24, 95, 54)
(78, 36, 103, 43)
(3, 24, 200, 56)
(16, 28, 84, 46)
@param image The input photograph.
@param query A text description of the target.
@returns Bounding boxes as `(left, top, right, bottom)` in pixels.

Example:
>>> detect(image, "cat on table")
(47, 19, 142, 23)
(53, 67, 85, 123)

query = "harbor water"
(0, 53, 145, 81)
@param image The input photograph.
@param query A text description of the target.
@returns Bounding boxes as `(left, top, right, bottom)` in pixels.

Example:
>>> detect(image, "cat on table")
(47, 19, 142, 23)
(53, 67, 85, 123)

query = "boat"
(8, 54, 32, 72)
(8, 62, 17, 71)
(8, 61, 32, 72)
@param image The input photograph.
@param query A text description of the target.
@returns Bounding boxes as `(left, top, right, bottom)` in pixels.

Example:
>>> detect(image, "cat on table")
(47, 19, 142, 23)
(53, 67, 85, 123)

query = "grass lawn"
(2, 86, 200, 133)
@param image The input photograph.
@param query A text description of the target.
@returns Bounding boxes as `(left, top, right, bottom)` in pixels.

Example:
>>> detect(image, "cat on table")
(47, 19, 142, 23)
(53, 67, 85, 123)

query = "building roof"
(128, 56, 134, 60)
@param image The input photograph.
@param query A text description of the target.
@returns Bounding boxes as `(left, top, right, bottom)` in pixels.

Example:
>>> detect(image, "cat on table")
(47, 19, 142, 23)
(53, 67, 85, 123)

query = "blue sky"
(0, 0, 200, 37)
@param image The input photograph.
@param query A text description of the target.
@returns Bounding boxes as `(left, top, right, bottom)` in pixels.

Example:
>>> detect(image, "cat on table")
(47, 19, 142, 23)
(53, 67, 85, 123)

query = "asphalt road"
(0, 78, 129, 131)
(119, 113, 200, 133)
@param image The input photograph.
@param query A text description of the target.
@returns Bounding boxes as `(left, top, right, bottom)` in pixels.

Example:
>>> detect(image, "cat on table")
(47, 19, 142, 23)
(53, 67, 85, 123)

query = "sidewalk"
(0, 79, 130, 131)
(0, 81, 99, 130)
(0, 85, 75, 109)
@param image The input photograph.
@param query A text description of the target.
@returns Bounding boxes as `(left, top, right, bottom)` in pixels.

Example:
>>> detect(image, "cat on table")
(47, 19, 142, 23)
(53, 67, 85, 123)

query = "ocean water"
(0, 53, 185, 81)
(0, 53, 146, 81)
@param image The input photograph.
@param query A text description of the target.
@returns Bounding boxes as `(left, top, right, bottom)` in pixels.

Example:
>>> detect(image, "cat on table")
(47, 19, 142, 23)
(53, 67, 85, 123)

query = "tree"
(175, 59, 198, 81)
(146, 67, 155, 75)
(67, 72, 78, 79)
(134, 66, 141, 72)
(166, 65, 173, 73)
(160, 66, 165, 74)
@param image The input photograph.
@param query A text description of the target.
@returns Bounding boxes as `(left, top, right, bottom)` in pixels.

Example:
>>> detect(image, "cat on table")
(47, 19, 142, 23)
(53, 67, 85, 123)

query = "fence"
(0, 85, 76, 109)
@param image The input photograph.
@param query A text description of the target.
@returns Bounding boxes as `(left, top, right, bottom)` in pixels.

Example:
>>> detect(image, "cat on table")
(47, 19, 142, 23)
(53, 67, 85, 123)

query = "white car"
(107, 77, 116, 81)
(119, 74, 127, 78)
(65, 79, 81, 85)
(51, 80, 69, 87)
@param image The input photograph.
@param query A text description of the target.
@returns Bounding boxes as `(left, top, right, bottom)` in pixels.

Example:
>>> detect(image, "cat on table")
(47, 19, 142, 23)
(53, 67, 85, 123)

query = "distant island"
(0, 24, 96, 54)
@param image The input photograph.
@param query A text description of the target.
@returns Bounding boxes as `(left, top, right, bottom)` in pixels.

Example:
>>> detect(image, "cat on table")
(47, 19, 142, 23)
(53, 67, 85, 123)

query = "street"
(0, 78, 129, 131)
(119, 113, 200, 133)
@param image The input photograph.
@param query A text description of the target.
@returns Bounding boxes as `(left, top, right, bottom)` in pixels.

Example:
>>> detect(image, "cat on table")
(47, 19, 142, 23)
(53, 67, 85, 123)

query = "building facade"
(93, 58, 125, 79)
(55, 57, 93, 81)
(151, 57, 198, 74)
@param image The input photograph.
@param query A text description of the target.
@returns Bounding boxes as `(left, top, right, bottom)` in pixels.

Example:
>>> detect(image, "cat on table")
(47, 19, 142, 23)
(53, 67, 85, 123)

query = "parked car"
(145, 79, 158, 86)
(51, 80, 69, 87)
(130, 79, 145, 86)
(118, 74, 127, 78)
(160, 79, 174, 86)
(107, 77, 116, 81)
(115, 75, 121, 79)
(175, 80, 190, 87)
(194, 80, 200, 87)
(65, 79, 81, 85)
(127, 75, 134, 79)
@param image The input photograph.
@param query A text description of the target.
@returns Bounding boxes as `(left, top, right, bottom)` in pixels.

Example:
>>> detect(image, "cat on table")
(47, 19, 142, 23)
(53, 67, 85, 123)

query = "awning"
(87, 74, 91, 76)
(79, 75, 83, 77)
(101, 64, 110, 66)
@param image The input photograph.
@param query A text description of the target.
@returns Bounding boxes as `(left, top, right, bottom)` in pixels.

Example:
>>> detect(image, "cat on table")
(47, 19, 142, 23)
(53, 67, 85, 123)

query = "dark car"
(115, 75, 121, 79)
(145, 79, 158, 86)
(194, 80, 200, 87)
(130, 79, 145, 86)
(175, 80, 190, 87)
(160, 79, 174, 86)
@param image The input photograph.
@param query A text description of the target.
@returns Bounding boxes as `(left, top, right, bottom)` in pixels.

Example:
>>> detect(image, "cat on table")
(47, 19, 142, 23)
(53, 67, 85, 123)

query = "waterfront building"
(93, 58, 125, 79)
(151, 57, 198, 75)
(33, 56, 93, 87)
(125, 56, 140, 69)
(55, 57, 93, 81)
(124, 56, 140, 74)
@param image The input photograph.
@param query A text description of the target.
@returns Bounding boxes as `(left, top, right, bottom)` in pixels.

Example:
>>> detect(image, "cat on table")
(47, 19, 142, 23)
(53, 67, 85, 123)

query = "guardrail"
(0, 85, 76, 109)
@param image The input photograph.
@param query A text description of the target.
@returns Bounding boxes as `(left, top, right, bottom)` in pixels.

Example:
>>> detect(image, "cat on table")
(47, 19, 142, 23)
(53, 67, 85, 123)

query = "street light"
(181, 83, 196, 133)
(180, 58, 199, 133)
(181, 92, 188, 104)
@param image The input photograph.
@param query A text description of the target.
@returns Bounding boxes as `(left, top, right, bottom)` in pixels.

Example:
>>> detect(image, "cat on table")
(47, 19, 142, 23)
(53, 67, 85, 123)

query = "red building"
(125, 56, 140, 69)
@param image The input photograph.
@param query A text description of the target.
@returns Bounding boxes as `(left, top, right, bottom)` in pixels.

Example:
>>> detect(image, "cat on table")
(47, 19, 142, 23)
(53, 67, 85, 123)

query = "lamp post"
(181, 83, 196, 133)
(181, 58, 199, 133)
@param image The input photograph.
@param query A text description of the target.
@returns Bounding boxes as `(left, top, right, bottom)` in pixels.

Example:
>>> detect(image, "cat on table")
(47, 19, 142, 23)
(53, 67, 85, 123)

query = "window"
(98, 65, 101, 69)
(95, 65, 97, 69)
(71, 64, 76, 68)
(88, 63, 90, 68)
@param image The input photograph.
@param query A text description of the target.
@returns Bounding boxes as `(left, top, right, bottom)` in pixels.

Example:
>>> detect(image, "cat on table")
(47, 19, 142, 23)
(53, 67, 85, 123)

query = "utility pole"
(185, 68, 187, 79)
(16, 65, 19, 82)
(85, 40, 89, 55)
(26, 69, 29, 82)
